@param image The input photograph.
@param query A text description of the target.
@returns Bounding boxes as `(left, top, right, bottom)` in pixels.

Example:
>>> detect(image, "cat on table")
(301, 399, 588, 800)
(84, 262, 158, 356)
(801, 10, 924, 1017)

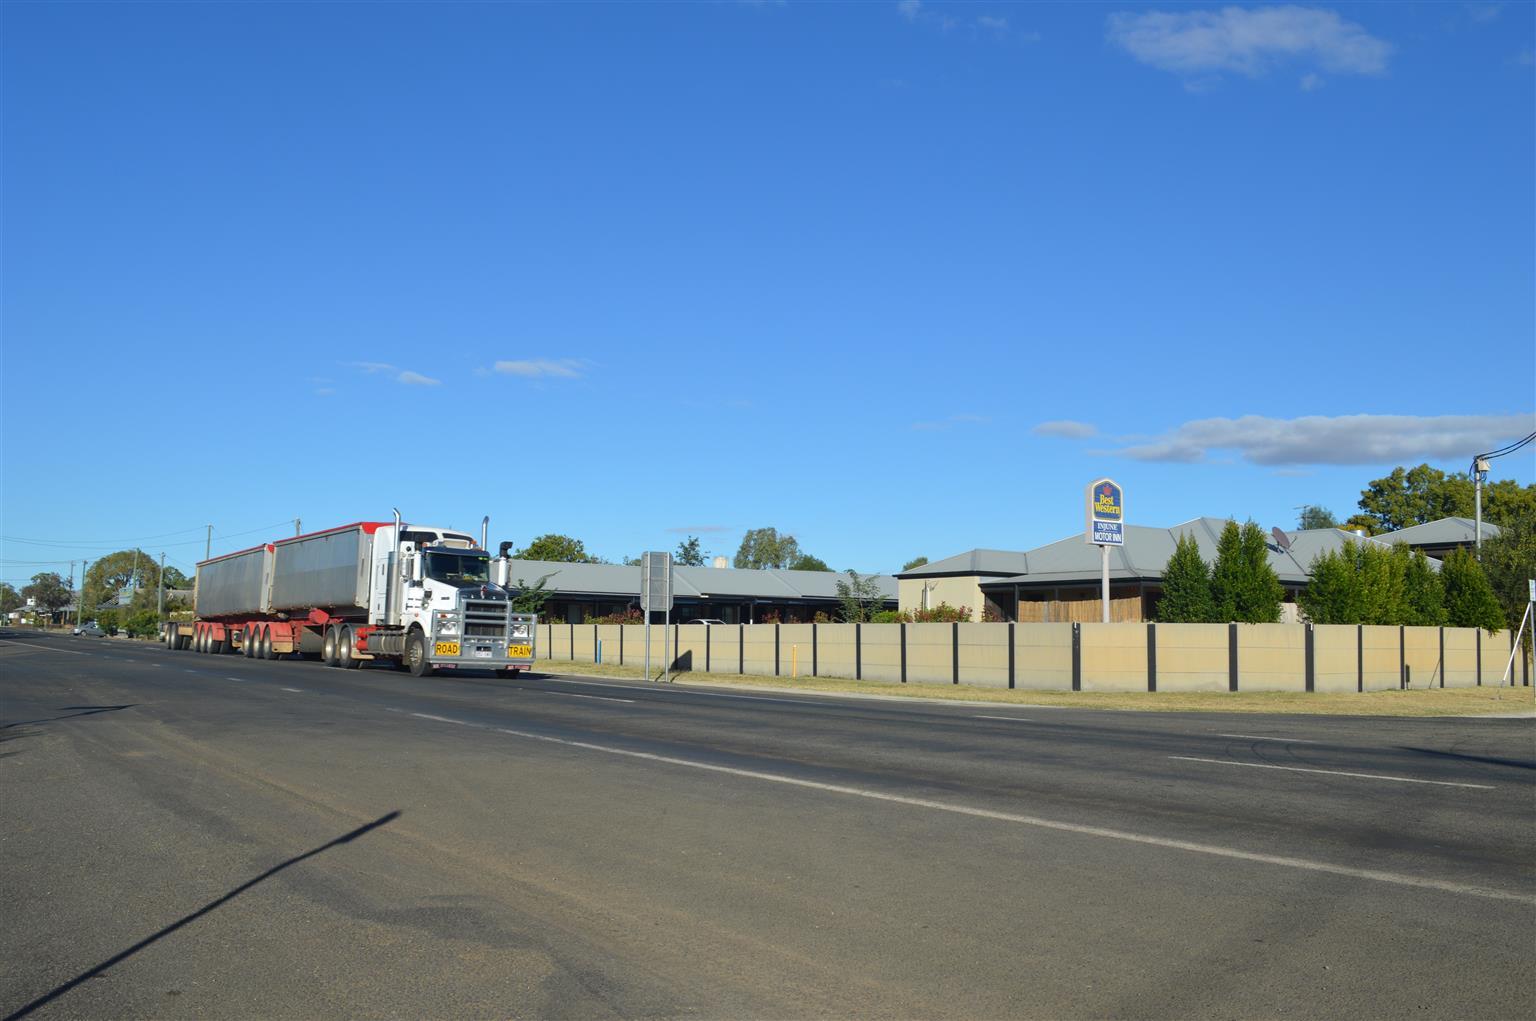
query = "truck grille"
(464, 599, 509, 638)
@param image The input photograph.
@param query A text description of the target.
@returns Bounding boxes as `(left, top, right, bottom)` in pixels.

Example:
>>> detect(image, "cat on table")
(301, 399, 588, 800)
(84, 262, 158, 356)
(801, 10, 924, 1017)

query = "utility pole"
(206, 524, 213, 561)
(79, 560, 89, 625)
(295, 518, 302, 537)
(157, 552, 166, 623)
(1473, 457, 1490, 556)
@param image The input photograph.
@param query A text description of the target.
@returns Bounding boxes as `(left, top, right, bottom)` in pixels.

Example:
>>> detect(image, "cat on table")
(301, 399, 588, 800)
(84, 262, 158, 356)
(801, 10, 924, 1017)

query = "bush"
(96, 610, 119, 634)
(906, 603, 971, 623)
(125, 610, 160, 638)
(589, 608, 643, 625)
(871, 610, 905, 624)
(1157, 533, 1216, 622)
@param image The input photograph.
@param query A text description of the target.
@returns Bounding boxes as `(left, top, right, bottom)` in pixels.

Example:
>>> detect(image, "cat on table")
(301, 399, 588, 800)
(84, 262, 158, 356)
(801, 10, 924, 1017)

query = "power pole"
(157, 552, 166, 622)
(294, 518, 302, 537)
(79, 560, 89, 625)
(206, 524, 213, 561)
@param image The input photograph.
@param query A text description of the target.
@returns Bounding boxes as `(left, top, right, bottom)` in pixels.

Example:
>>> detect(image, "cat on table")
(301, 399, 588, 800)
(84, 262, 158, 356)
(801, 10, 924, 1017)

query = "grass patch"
(529, 657, 1534, 716)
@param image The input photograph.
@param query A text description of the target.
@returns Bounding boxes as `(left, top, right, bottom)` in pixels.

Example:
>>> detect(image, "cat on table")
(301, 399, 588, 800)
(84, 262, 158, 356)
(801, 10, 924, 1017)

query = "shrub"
(906, 603, 971, 623)
(871, 610, 905, 624)
(125, 610, 160, 638)
(589, 608, 643, 625)
(1158, 533, 1216, 622)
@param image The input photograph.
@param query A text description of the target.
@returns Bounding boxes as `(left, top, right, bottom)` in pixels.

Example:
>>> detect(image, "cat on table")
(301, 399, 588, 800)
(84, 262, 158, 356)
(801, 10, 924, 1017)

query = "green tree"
(1355, 543, 1409, 625)
(834, 570, 885, 623)
(1341, 514, 1379, 536)
(125, 609, 160, 638)
(510, 573, 557, 617)
(517, 534, 597, 563)
(1156, 534, 1216, 622)
(22, 571, 72, 613)
(733, 527, 802, 570)
(1297, 505, 1338, 530)
(1440, 548, 1505, 632)
(1480, 512, 1536, 634)
(1357, 464, 1472, 532)
(1298, 547, 1364, 624)
(0, 583, 21, 614)
(902, 556, 929, 572)
(1210, 521, 1283, 623)
(162, 566, 191, 589)
(1400, 547, 1447, 626)
(1482, 479, 1536, 530)
(787, 554, 830, 572)
(83, 550, 160, 613)
(674, 536, 706, 567)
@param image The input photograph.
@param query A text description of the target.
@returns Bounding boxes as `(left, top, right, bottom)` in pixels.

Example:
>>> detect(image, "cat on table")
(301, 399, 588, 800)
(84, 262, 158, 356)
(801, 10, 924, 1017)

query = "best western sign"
(1085, 478, 1125, 546)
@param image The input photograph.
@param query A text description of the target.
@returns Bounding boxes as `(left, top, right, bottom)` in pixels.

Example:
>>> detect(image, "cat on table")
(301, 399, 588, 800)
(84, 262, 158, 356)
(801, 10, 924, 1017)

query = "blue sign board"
(1085, 477, 1127, 546)
(1091, 521, 1124, 546)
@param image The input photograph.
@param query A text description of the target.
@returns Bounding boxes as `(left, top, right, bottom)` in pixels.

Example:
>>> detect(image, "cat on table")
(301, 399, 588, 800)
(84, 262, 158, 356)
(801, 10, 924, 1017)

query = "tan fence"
(535, 620, 1532, 693)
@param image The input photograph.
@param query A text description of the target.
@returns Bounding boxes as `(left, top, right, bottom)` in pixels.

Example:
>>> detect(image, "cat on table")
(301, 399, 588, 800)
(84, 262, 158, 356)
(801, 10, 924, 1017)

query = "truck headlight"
(435, 612, 460, 635)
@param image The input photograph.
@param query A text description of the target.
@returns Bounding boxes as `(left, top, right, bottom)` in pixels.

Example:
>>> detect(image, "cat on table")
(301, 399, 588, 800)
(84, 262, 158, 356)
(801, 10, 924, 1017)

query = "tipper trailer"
(167, 513, 536, 677)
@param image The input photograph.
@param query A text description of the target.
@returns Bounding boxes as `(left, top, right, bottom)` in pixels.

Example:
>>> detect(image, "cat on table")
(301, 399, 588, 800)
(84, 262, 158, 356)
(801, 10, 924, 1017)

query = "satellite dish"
(1271, 526, 1293, 550)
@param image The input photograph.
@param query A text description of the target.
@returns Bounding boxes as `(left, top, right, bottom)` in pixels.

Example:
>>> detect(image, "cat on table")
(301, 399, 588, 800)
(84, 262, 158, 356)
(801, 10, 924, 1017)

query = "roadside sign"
(1085, 478, 1125, 546)
(640, 551, 673, 612)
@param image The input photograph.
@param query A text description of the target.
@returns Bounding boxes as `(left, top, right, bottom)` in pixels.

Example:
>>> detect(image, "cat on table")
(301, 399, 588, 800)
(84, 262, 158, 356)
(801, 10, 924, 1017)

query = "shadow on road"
(1400, 746, 1536, 771)
(1, 705, 140, 732)
(1, 810, 402, 1021)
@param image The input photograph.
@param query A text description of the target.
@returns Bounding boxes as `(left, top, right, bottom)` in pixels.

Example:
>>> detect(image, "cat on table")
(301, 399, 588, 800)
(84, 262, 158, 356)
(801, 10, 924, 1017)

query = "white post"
(663, 602, 671, 683)
(1101, 544, 1110, 623)
(645, 616, 652, 681)
(1501, 601, 1532, 686)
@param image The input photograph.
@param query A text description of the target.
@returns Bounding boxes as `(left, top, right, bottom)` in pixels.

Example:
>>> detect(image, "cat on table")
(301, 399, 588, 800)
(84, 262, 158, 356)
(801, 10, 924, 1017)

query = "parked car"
(686, 618, 728, 626)
(76, 623, 106, 638)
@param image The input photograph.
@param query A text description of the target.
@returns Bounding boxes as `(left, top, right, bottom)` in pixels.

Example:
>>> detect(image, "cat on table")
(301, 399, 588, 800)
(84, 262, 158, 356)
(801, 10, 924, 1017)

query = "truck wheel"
(168, 624, 180, 650)
(211, 634, 225, 654)
(261, 628, 276, 660)
(339, 627, 361, 669)
(322, 626, 339, 667)
(406, 630, 434, 677)
(241, 627, 253, 657)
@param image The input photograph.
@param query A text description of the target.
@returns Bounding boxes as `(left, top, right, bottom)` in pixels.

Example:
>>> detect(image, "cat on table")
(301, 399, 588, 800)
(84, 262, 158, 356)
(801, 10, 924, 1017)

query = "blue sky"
(3, 1, 1533, 583)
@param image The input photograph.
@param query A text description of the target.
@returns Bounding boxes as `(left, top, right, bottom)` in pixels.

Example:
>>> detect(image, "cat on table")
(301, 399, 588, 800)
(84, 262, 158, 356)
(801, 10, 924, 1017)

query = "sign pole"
(1101, 544, 1110, 623)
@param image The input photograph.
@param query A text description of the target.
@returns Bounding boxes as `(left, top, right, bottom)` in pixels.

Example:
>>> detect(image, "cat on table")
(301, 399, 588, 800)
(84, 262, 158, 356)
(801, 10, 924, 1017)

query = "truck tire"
(406, 630, 433, 678)
(241, 627, 253, 657)
(198, 627, 209, 654)
(339, 626, 361, 669)
(322, 626, 339, 667)
(261, 628, 275, 660)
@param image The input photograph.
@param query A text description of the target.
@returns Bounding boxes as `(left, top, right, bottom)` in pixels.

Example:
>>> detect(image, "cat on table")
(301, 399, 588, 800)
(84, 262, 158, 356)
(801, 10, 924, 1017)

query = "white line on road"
(546, 691, 636, 704)
(538, 676, 836, 708)
(975, 715, 1035, 723)
(281, 687, 304, 693)
(0, 640, 91, 655)
(399, 711, 1532, 905)
(225, 677, 245, 683)
(1170, 756, 1495, 789)
(1217, 734, 1322, 744)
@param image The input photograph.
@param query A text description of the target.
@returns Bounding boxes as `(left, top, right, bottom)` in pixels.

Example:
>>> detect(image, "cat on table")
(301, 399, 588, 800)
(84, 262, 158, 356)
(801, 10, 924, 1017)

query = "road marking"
(183, 669, 199, 674)
(0, 640, 90, 655)
(975, 715, 1035, 723)
(537, 676, 835, 708)
(412, 712, 468, 725)
(1170, 756, 1496, 790)
(546, 691, 636, 704)
(455, 723, 1529, 905)
(1217, 734, 1322, 744)
(225, 677, 245, 683)
(281, 687, 304, 693)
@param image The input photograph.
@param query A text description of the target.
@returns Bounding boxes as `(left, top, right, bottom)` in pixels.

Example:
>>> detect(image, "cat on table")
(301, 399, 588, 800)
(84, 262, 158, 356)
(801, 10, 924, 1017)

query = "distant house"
(898, 519, 1412, 624)
(500, 559, 897, 624)
(1372, 517, 1499, 561)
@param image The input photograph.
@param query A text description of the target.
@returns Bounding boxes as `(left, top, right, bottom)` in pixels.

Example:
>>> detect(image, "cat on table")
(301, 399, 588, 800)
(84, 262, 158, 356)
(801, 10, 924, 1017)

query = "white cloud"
(1300, 72, 1324, 90)
(1107, 6, 1392, 80)
(397, 371, 440, 386)
(351, 361, 397, 375)
(977, 15, 1008, 31)
(1466, 3, 1502, 23)
(491, 359, 585, 379)
(1103, 413, 1535, 466)
(348, 361, 441, 386)
(1032, 420, 1099, 439)
(313, 387, 336, 397)
(896, 0, 922, 21)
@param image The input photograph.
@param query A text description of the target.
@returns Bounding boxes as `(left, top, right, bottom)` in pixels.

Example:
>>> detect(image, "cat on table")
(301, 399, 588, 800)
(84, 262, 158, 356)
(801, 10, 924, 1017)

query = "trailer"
(167, 514, 536, 676)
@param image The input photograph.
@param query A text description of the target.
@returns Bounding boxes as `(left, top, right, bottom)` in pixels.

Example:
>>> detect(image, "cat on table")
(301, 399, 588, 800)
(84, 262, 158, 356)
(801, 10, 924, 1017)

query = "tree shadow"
(1, 705, 140, 731)
(1399, 746, 1536, 771)
(1, 810, 401, 1021)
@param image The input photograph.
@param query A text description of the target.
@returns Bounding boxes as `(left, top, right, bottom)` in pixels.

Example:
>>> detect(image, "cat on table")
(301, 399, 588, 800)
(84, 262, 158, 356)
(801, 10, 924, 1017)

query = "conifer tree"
(1211, 521, 1284, 623)
(1441, 548, 1505, 632)
(1156, 534, 1216, 622)
(1401, 548, 1447, 626)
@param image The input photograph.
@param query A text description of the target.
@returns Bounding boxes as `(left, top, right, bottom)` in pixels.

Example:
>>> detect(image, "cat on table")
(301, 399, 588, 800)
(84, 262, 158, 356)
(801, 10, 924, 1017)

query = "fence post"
(1356, 624, 1363, 693)
(1476, 627, 1481, 686)
(775, 623, 781, 676)
(739, 623, 744, 675)
(594, 624, 598, 664)
(1071, 622, 1081, 692)
(1399, 625, 1406, 690)
(812, 622, 818, 678)
(900, 622, 908, 683)
(706, 625, 711, 674)
(855, 622, 862, 681)
(1008, 621, 1016, 690)
(619, 624, 624, 666)
(570, 622, 575, 661)
(1228, 622, 1238, 692)
(1147, 622, 1157, 693)
(1304, 623, 1314, 693)
(952, 622, 960, 684)
(1438, 626, 1445, 688)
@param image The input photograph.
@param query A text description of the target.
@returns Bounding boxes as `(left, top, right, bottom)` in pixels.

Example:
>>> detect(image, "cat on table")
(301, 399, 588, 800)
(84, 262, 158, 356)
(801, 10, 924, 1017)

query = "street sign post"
(640, 551, 674, 682)
(1085, 479, 1126, 623)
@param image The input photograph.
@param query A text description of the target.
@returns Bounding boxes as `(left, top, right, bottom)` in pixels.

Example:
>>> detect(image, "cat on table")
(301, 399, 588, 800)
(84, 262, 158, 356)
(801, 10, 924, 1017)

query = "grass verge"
(528, 658, 1535, 716)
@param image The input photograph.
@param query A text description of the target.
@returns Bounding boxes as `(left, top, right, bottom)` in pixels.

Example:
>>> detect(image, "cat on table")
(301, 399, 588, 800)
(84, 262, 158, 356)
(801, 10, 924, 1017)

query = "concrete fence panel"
(1079, 623, 1149, 693)
(549, 622, 573, 661)
(1312, 625, 1360, 693)
(816, 623, 858, 679)
(1015, 623, 1074, 690)
(1361, 625, 1400, 690)
(741, 624, 778, 675)
(1238, 624, 1306, 692)
(1443, 628, 1479, 687)
(595, 625, 623, 665)
(1155, 623, 1229, 692)
(861, 625, 904, 683)
(957, 623, 1010, 688)
(674, 624, 708, 674)
(778, 624, 814, 678)
(905, 623, 955, 685)
(1402, 626, 1442, 689)
(707, 624, 741, 675)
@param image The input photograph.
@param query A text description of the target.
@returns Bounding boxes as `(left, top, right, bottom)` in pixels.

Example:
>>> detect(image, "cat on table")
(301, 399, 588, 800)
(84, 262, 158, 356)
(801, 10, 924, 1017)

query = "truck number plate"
(434, 641, 460, 657)
(507, 644, 532, 658)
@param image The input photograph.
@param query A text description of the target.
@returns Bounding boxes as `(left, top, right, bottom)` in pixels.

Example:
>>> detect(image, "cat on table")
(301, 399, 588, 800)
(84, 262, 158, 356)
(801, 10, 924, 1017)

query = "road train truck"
(166, 512, 536, 677)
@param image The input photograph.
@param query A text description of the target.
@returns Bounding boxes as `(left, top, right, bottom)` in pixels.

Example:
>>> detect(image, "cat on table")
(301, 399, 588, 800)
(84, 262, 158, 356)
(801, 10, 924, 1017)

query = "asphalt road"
(2, 629, 1533, 1019)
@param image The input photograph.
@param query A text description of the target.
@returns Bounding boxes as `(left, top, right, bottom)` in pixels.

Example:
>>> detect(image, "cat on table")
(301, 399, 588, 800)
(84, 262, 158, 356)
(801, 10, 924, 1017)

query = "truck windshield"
(425, 552, 490, 586)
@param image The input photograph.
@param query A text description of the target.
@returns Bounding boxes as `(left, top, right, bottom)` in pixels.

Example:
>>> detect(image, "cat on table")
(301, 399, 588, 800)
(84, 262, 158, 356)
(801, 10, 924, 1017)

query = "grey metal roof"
(501, 560, 897, 601)
(1372, 517, 1500, 547)
(895, 549, 1033, 579)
